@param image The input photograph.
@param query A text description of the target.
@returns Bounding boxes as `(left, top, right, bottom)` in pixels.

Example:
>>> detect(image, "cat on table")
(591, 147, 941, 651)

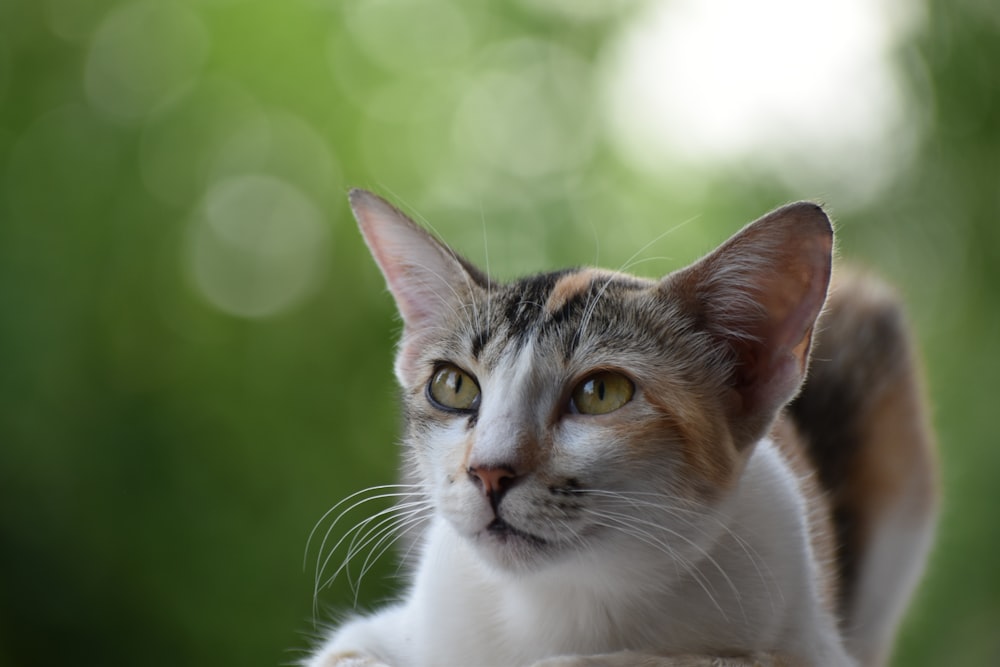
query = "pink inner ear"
(673, 202, 833, 427)
(348, 189, 484, 384)
(752, 255, 829, 366)
(350, 191, 452, 328)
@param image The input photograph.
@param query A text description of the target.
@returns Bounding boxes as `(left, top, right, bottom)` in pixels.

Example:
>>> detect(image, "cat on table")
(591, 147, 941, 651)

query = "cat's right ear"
(349, 189, 488, 383)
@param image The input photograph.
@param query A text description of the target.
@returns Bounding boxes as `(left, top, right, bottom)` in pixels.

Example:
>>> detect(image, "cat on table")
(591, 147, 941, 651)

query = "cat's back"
(782, 269, 938, 667)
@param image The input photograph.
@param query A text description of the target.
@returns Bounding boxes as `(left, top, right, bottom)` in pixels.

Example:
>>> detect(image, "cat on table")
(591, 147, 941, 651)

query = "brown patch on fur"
(855, 370, 937, 514)
(834, 338, 937, 609)
(544, 269, 604, 315)
(644, 387, 742, 497)
(787, 269, 938, 620)
(459, 434, 475, 473)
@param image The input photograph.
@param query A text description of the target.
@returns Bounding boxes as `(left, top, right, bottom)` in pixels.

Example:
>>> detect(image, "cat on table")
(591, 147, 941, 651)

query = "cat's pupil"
(454, 374, 463, 395)
(597, 380, 605, 401)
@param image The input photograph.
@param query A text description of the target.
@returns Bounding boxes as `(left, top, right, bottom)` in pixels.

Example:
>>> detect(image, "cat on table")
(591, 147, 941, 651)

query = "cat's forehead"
(470, 267, 658, 363)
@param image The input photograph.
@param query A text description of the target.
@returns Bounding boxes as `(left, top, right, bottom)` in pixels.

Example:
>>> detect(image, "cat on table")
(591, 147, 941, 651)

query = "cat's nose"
(467, 465, 520, 511)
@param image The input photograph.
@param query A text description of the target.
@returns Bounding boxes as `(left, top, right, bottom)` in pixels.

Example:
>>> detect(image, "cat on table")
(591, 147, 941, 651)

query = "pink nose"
(468, 465, 519, 510)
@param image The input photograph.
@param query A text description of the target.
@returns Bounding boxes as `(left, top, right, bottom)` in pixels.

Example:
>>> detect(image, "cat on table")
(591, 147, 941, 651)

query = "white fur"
(470, 342, 543, 469)
(843, 494, 936, 666)
(304, 438, 855, 667)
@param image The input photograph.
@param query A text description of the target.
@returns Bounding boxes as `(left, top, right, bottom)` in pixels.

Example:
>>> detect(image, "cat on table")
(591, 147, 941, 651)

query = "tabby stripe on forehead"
(544, 269, 601, 316)
(502, 271, 567, 334)
(475, 268, 649, 356)
(471, 328, 490, 359)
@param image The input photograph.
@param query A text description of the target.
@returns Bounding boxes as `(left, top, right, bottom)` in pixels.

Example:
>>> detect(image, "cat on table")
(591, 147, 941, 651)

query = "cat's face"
(349, 190, 832, 573)
(398, 268, 741, 571)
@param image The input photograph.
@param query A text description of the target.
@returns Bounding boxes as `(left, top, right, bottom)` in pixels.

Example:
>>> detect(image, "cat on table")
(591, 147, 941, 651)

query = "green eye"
(571, 371, 634, 415)
(427, 364, 481, 412)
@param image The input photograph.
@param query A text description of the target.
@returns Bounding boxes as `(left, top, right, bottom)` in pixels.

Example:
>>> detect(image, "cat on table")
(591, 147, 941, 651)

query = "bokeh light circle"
(139, 78, 266, 207)
(346, 0, 472, 73)
(451, 39, 597, 179)
(43, 0, 108, 42)
(85, 1, 211, 123)
(187, 175, 330, 318)
(209, 111, 341, 208)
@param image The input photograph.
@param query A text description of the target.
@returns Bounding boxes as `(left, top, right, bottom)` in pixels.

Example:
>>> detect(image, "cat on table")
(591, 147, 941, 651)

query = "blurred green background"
(1, 0, 997, 665)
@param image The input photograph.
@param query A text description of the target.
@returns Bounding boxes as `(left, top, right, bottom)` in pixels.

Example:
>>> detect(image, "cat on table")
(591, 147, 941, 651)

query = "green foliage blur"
(1, 0, 997, 665)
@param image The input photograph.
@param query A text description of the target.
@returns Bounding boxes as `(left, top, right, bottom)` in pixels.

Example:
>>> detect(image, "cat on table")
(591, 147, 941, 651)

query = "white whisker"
(352, 512, 432, 606)
(305, 484, 424, 568)
(480, 201, 493, 342)
(576, 215, 699, 346)
(335, 505, 429, 596)
(313, 491, 426, 582)
(307, 484, 432, 621)
(579, 488, 779, 611)
(585, 507, 733, 620)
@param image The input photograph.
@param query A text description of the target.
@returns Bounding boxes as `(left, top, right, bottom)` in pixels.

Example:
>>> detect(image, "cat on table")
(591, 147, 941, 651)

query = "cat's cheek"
(551, 421, 628, 477)
(411, 421, 468, 474)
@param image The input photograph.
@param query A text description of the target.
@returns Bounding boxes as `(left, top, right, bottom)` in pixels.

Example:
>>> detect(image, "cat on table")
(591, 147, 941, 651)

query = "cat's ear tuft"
(663, 202, 833, 444)
(349, 189, 488, 381)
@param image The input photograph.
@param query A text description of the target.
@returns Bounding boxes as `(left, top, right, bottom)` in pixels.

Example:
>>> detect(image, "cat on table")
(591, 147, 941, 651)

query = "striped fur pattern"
(305, 191, 937, 667)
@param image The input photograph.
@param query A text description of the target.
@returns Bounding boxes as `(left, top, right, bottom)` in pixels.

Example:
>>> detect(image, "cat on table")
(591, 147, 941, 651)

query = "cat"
(303, 190, 938, 667)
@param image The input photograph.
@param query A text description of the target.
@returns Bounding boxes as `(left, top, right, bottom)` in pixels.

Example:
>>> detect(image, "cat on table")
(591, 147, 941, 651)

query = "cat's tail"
(787, 269, 938, 667)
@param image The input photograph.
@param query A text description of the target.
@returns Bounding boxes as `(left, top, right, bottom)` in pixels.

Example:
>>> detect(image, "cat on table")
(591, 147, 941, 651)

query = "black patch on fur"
(471, 328, 490, 359)
(548, 478, 581, 495)
(787, 292, 909, 620)
(502, 270, 572, 337)
(556, 278, 648, 357)
(548, 290, 587, 326)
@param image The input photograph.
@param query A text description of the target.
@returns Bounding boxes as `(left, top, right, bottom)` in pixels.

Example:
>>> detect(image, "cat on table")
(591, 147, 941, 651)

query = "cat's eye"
(427, 364, 481, 412)
(570, 371, 634, 415)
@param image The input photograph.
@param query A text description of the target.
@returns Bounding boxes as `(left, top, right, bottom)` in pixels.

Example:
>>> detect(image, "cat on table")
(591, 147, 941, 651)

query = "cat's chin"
(485, 517, 547, 546)
(467, 518, 564, 572)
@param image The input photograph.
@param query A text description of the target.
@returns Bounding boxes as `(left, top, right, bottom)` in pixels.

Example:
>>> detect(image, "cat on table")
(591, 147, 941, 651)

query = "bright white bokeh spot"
(188, 175, 330, 318)
(85, 1, 210, 122)
(603, 0, 922, 203)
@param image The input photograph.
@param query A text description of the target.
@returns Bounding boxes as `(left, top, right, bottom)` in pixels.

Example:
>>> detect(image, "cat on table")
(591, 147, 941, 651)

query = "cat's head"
(349, 190, 832, 573)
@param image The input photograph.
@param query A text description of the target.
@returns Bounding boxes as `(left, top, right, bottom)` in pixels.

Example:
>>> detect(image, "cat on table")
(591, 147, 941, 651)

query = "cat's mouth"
(484, 517, 548, 547)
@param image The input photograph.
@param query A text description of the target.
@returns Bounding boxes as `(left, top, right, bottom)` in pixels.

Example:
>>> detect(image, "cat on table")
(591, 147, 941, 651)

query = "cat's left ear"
(662, 202, 833, 445)
(349, 189, 488, 384)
